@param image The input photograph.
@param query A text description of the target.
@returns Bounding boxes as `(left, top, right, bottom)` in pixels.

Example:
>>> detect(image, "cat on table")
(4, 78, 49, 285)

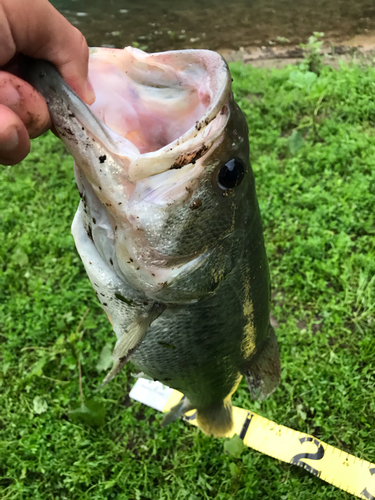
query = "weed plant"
(0, 56, 374, 498)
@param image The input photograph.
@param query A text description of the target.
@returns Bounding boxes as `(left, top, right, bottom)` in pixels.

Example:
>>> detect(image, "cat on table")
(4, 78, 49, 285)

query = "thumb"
(0, 0, 95, 104)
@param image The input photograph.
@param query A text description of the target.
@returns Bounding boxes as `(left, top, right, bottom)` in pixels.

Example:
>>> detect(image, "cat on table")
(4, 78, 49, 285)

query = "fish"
(23, 47, 281, 437)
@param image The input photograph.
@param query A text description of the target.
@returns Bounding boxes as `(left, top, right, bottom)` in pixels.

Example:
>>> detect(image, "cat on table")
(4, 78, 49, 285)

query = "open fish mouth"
(86, 47, 232, 185)
(89, 47, 232, 163)
(23, 46, 231, 177)
(28, 47, 232, 184)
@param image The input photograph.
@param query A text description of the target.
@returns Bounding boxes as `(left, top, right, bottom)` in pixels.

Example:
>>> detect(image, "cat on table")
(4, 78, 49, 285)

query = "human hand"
(0, 0, 95, 165)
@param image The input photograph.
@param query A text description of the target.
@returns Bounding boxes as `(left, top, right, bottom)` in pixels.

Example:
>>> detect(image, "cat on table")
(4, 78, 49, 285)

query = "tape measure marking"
(130, 378, 375, 499)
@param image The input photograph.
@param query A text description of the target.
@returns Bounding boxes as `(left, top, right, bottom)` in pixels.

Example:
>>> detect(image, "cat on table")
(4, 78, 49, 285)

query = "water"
(52, 0, 375, 52)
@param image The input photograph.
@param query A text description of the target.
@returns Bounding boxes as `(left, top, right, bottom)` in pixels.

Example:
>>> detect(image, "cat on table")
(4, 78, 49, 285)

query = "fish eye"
(217, 158, 245, 190)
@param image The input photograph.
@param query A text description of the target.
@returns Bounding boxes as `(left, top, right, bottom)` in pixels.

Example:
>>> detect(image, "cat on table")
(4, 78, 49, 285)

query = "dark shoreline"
(52, 0, 375, 54)
(219, 33, 375, 67)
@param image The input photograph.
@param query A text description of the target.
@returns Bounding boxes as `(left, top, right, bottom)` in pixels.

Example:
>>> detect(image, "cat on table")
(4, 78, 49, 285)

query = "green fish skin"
(23, 48, 280, 437)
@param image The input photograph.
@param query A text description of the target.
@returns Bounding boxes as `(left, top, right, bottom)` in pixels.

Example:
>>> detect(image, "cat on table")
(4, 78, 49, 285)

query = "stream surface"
(51, 0, 375, 52)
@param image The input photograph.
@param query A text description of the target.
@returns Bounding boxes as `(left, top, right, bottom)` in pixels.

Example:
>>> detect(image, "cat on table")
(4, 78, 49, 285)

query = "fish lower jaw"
(114, 250, 212, 303)
(114, 262, 192, 299)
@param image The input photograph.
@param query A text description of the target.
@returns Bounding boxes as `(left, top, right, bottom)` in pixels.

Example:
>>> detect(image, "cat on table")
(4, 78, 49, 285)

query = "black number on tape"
(239, 412, 253, 439)
(291, 437, 325, 477)
(360, 467, 375, 499)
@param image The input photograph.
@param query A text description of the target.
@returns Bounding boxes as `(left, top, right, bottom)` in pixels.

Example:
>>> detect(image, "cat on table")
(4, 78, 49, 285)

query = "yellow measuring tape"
(130, 379, 375, 499)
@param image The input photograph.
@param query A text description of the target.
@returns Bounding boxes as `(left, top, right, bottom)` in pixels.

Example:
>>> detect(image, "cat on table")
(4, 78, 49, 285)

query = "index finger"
(0, 0, 95, 104)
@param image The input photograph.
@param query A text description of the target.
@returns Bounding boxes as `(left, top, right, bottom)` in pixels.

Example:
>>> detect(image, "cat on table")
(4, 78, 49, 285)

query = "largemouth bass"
(24, 47, 280, 437)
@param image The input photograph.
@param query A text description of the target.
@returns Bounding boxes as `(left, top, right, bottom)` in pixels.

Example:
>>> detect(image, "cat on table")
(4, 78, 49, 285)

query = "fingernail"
(2, 85, 21, 108)
(0, 126, 19, 152)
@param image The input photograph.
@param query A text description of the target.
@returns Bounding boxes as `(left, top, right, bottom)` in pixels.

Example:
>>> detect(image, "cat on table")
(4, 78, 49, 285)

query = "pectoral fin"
(244, 326, 281, 400)
(100, 303, 165, 387)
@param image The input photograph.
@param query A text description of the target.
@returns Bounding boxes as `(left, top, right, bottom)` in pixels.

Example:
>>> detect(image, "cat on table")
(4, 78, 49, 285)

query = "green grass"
(1, 58, 375, 499)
